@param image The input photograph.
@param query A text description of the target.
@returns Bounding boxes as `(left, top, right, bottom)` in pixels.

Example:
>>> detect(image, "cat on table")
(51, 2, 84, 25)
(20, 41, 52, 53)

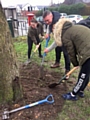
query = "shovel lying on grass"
(2, 94, 54, 120)
(48, 67, 78, 88)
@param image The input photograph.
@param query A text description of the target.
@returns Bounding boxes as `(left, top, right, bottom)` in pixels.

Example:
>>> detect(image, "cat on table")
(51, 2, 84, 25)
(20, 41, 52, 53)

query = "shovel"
(39, 36, 50, 78)
(25, 43, 40, 65)
(2, 94, 54, 120)
(39, 52, 46, 79)
(31, 43, 41, 58)
(44, 36, 50, 56)
(48, 67, 78, 88)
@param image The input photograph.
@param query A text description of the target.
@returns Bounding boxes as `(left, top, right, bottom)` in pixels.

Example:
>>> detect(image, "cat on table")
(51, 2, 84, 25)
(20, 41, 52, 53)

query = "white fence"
(12, 19, 46, 37)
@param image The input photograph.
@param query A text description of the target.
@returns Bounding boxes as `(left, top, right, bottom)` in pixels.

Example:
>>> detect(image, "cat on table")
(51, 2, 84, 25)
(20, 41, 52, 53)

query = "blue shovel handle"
(45, 36, 50, 47)
(7, 94, 54, 114)
(26, 94, 54, 107)
(45, 94, 54, 104)
(38, 94, 54, 104)
(44, 36, 50, 56)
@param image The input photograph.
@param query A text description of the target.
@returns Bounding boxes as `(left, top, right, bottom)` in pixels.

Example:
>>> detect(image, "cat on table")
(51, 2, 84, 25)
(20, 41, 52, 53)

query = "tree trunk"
(0, 2, 22, 103)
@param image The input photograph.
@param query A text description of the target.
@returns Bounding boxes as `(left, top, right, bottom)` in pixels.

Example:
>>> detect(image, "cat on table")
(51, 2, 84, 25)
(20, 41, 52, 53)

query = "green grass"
(83, 15, 89, 19)
(14, 41, 27, 62)
(57, 90, 90, 120)
(14, 36, 90, 120)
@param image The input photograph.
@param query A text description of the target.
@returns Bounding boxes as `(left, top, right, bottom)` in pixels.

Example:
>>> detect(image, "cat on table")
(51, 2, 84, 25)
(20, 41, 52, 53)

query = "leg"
(72, 58, 90, 95)
(55, 46, 62, 63)
(38, 44, 42, 57)
(27, 36, 33, 59)
(36, 37, 42, 57)
(63, 58, 90, 100)
(51, 46, 62, 68)
(62, 46, 70, 73)
(25, 36, 33, 65)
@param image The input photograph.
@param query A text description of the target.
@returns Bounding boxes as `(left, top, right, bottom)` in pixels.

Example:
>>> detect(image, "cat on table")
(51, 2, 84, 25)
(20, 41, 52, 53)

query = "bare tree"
(0, 1, 22, 103)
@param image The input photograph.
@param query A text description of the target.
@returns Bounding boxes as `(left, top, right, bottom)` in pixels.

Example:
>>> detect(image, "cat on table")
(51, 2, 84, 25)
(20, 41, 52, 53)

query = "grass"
(57, 90, 90, 120)
(14, 40, 27, 62)
(83, 15, 89, 19)
(13, 36, 90, 120)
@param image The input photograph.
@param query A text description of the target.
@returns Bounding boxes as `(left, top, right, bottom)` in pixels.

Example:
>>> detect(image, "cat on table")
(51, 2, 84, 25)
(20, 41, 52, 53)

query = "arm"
(38, 23, 45, 41)
(48, 41, 57, 52)
(40, 23, 44, 36)
(44, 41, 57, 53)
(30, 31, 37, 45)
(28, 28, 37, 45)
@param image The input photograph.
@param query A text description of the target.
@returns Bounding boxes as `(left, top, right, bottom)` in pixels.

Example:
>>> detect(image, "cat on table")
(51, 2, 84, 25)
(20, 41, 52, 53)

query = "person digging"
(44, 18, 90, 101)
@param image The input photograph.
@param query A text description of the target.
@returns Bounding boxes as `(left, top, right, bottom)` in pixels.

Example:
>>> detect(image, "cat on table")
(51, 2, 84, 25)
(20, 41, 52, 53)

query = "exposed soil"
(1, 62, 70, 120)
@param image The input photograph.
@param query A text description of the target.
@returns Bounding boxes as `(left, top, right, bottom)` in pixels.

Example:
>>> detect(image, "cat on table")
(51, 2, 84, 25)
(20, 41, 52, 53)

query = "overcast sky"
(1, 0, 64, 7)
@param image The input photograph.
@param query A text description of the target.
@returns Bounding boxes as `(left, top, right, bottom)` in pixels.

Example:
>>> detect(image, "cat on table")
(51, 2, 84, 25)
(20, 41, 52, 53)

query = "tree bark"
(0, 2, 22, 103)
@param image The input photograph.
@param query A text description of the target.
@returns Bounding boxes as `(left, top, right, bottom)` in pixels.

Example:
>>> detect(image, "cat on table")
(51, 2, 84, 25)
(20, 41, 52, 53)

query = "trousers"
(27, 36, 41, 59)
(72, 58, 90, 95)
(55, 46, 70, 71)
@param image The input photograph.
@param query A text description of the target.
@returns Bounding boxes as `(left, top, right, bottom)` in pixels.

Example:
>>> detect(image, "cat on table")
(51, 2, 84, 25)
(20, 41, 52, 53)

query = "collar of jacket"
(53, 18, 72, 46)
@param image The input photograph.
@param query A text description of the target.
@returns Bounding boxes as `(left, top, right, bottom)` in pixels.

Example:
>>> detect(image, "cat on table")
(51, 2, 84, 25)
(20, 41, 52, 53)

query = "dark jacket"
(77, 16, 90, 28)
(54, 18, 90, 66)
(37, 22, 44, 36)
(49, 11, 61, 33)
(28, 22, 44, 44)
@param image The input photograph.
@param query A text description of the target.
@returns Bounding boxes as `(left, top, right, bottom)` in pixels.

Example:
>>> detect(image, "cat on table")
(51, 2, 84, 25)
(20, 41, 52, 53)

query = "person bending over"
(44, 18, 90, 101)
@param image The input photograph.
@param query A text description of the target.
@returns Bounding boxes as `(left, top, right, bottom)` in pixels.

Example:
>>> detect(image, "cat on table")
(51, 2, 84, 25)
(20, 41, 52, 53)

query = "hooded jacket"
(77, 16, 90, 28)
(49, 11, 61, 33)
(28, 22, 44, 44)
(48, 18, 90, 66)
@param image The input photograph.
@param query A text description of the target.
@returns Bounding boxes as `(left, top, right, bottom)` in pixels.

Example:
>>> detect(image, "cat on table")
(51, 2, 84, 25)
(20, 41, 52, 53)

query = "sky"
(1, 0, 65, 7)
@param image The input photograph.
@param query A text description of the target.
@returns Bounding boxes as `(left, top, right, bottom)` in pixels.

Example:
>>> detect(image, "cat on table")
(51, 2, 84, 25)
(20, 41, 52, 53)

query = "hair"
(43, 10, 51, 18)
(31, 18, 37, 23)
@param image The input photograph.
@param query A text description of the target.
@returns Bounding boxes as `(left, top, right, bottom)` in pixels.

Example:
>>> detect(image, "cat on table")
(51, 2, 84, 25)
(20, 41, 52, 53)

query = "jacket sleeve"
(47, 41, 57, 52)
(28, 28, 37, 45)
(63, 39, 79, 67)
(31, 33, 37, 44)
(40, 24, 44, 36)
(77, 17, 90, 28)
(38, 22, 44, 36)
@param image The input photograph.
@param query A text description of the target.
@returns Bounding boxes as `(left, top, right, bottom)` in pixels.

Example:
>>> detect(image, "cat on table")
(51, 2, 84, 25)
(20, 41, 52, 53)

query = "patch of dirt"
(1, 63, 69, 120)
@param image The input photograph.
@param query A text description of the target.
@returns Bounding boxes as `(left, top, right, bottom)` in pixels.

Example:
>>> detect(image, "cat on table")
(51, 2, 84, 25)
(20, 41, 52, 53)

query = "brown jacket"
(28, 22, 44, 44)
(37, 22, 44, 36)
(54, 18, 90, 66)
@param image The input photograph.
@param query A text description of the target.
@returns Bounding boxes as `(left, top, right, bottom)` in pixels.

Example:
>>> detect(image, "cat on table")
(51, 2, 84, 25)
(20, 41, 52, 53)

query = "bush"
(35, 3, 88, 16)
